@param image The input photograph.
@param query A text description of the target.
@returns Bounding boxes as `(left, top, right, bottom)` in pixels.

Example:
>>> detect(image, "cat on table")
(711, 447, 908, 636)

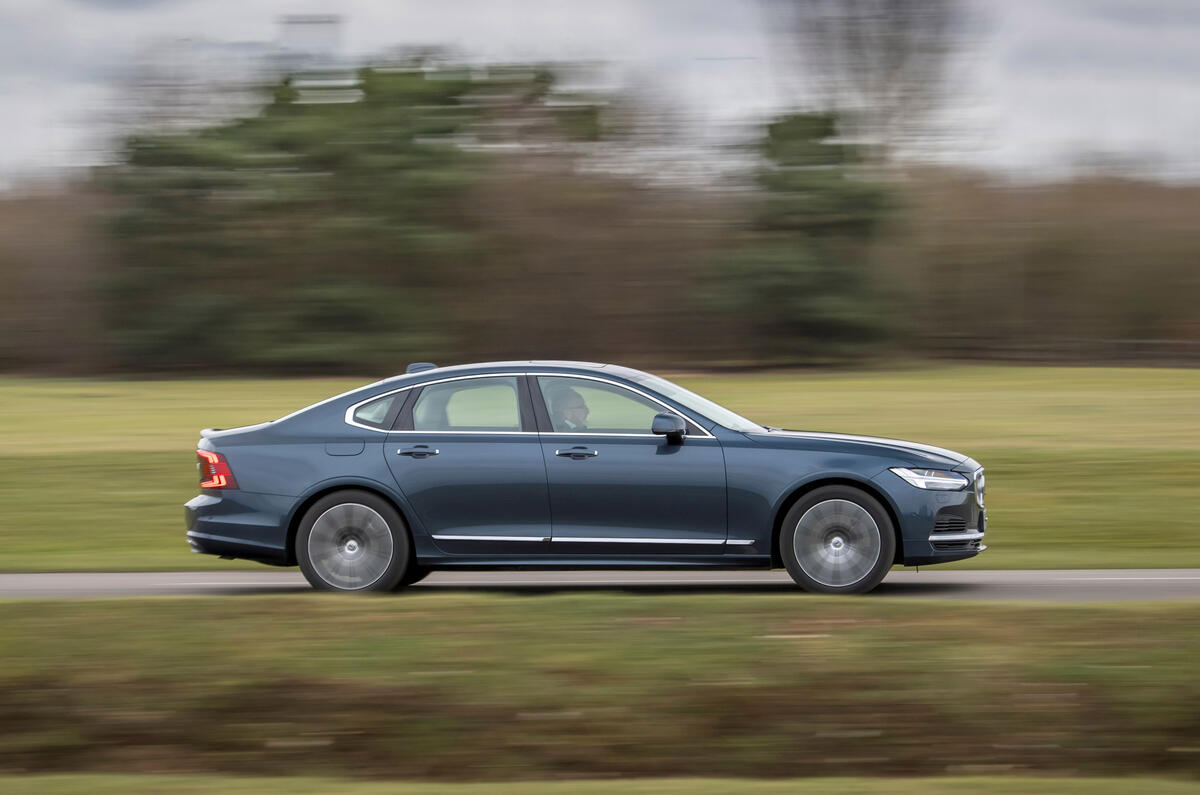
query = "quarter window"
(352, 395, 397, 429)
(538, 376, 663, 434)
(413, 377, 521, 432)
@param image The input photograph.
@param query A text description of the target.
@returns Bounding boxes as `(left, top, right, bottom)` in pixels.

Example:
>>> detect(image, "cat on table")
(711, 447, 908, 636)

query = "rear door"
(384, 375, 552, 550)
(532, 374, 727, 548)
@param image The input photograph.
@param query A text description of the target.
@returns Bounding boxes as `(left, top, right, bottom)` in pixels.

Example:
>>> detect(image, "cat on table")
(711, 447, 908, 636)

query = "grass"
(1, 774, 1197, 794)
(0, 366, 1198, 571)
(1, 594, 1199, 780)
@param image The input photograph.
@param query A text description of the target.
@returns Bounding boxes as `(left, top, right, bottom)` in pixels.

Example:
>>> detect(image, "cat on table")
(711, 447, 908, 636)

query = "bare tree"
(764, 0, 969, 162)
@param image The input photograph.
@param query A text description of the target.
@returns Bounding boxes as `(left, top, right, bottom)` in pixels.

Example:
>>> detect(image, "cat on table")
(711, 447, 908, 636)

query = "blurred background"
(1, 0, 1198, 374)
(3, 4, 1200, 790)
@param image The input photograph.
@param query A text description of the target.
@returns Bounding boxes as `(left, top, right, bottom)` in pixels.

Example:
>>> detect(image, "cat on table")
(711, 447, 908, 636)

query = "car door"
(384, 374, 552, 549)
(532, 374, 727, 547)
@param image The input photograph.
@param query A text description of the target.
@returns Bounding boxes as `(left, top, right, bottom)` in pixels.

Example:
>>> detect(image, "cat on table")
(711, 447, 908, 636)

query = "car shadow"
(405, 580, 977, 597)
(181, 579, 979, 598)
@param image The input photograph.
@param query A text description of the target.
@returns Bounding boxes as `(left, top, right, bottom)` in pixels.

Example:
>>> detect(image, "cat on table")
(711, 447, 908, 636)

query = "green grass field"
(0, 366, 1197, 571)
(2, 775, 1197, 794)
(2, 595, 1199, 780)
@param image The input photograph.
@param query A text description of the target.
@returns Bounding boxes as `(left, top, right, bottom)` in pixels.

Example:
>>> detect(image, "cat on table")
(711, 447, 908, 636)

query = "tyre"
(296, 490, 411, 592)
(780, 485, 896, 595)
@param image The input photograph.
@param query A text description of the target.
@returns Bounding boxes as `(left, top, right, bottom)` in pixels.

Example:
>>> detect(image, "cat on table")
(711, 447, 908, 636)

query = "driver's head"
(550, 387, 588, 428)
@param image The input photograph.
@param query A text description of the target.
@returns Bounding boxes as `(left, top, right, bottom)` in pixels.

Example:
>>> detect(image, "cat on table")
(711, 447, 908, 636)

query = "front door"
(532, 375, 727, 548)
(385, 375, 551, 548)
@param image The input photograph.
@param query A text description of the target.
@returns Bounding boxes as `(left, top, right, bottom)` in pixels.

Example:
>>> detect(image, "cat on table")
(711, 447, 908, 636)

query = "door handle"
(398, 446, 439, 458)
(556, 447, 598, 460)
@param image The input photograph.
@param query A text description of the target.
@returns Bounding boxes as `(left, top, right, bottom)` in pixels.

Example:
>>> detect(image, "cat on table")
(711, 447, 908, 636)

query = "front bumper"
(876, 466, 988, 567)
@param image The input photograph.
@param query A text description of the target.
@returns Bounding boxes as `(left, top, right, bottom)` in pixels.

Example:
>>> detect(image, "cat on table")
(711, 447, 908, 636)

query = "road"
(1, 569, 1199, 600)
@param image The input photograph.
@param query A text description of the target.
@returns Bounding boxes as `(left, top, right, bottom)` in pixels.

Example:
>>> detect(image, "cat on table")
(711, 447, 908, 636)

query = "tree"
(101, 65, 510, 373)
(765, 0, 968, 163)
(705, 112, 890, 364)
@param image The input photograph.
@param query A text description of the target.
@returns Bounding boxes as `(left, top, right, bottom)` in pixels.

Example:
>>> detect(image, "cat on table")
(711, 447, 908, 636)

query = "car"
(185, 361, 986, 594)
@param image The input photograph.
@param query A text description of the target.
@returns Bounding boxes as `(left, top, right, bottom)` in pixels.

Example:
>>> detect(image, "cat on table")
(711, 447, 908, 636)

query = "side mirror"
(651, 412, 687, 443)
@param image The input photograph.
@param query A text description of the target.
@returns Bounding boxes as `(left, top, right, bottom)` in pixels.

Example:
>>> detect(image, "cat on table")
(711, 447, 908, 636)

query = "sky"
(2, 0, 1199, 187)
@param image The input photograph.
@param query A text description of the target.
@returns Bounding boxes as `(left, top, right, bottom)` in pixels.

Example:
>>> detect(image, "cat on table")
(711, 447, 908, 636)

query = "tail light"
(197, 450, 238, 490)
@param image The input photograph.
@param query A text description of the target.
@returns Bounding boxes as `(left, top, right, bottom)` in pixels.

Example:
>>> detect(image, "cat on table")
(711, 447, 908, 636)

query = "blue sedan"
(186, 361, 986, 594)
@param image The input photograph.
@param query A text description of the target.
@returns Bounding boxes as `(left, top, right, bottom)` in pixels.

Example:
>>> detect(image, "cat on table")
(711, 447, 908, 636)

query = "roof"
(396, 360, 612, 378)
(351, 361, 664, 399)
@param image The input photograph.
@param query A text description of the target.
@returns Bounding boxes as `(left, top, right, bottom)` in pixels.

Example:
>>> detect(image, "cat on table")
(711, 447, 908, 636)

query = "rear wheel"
(296, 490, 411, 592)
(780, 485, 895, 595)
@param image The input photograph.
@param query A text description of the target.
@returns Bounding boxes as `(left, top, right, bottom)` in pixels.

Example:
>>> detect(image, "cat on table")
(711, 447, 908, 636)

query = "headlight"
(890, 467, 969, 491)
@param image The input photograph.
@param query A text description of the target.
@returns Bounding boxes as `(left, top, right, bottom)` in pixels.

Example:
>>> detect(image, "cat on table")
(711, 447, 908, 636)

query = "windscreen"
(628, 373, 764, 434)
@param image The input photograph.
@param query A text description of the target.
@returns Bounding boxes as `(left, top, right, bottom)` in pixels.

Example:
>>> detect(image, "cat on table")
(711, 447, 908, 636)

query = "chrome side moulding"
(431, 535, 757, 546)
(551, 537, 726, 545)
(432, 534, 550, 542)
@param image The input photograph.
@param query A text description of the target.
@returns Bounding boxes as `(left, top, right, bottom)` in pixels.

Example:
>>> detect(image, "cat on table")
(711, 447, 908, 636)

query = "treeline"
(0, 64, 1197, 375)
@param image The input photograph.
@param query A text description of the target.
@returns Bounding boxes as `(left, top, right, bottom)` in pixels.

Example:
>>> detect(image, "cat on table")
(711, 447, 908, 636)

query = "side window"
(538, 376, 662, 434)
(413, 377, 521, 432)
(352, 394, 397, 428)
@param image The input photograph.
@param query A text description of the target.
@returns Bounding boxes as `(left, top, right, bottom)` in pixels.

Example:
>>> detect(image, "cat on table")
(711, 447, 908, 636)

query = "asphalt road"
(1, 568, 1199, 600)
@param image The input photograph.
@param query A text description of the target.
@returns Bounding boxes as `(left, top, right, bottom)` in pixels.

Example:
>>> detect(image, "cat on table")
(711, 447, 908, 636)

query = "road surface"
(1, 569, 1199, 600)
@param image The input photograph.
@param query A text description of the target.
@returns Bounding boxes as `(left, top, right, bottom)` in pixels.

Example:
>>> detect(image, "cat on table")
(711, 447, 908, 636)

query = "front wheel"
(780, 486, 895, 595)
(296, 490, 411, 592)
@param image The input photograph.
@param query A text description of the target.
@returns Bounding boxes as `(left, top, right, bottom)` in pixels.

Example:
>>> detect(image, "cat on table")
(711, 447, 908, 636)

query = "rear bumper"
(184, 492, 293, 565)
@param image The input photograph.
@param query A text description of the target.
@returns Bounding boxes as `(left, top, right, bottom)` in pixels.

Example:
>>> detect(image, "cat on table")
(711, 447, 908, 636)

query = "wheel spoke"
(307, 502, 394, 590)
(793, 499, 881, 588)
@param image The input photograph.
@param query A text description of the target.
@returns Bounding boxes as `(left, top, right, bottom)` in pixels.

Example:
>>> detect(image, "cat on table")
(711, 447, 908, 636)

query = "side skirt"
(414, 555, 773, 569)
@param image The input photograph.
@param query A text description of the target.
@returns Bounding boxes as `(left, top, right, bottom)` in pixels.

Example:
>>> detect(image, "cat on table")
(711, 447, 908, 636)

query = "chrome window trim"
(542, 432, 718, 440)
(392, 430, 538, 436)
(344, 373, 525, 433)
(528, 372, 716, 439)
(344, 371, 717, 438)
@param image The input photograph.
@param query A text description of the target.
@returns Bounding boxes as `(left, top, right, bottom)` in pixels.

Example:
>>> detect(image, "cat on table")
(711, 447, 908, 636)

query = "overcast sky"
(2, 0, 1199, 186)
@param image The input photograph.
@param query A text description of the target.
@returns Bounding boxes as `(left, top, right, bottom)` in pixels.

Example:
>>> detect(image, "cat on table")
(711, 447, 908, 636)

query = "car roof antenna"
(406, 362, 439, 374)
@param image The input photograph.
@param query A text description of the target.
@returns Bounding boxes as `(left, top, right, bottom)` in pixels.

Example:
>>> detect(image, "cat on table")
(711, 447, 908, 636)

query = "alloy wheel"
(792, 498, 882, 588)
(306, 502, 395, 590)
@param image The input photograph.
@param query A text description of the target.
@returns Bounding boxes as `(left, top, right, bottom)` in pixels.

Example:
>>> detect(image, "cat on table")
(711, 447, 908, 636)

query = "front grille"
(932, 513, 967, 534)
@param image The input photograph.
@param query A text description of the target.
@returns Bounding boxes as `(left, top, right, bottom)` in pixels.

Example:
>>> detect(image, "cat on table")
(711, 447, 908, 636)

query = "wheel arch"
(769, 476, 904, 568)
(283, 478, 415, 566)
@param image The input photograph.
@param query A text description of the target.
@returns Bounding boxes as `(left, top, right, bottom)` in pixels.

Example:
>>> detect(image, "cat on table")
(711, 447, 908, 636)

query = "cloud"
(2, 0, 1200, 182)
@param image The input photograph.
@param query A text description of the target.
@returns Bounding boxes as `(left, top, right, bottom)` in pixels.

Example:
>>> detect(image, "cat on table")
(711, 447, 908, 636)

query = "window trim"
(343, 371, 714, 438)
(347, 390, 408, 430)
(343, 373, 537, 434)
(407, 375, 529, 434)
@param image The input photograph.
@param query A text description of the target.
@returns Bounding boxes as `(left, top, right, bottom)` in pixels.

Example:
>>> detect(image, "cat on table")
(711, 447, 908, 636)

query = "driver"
(549, 387, 589, 431)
